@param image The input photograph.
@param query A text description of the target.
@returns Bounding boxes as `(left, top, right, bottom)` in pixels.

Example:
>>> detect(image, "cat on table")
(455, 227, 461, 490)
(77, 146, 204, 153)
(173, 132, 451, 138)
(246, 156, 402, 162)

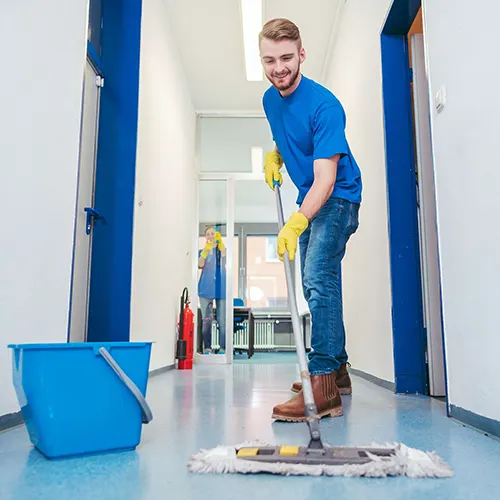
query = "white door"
(411, 34, 446, 396)
(69, 60, 102, 342)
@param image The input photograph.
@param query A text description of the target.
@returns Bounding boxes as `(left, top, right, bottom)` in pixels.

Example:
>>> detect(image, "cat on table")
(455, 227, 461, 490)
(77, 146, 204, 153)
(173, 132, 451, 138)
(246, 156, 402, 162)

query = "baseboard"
(349, 368, 396, 392)
(149, 364, 175, 377)
(450, 404, 500, 439)
(0, 411, 23, 432)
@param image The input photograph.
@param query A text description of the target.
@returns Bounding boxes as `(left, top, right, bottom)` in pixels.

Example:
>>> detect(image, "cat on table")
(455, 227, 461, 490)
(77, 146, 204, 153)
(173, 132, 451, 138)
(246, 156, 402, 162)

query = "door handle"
(84, 207, 100, 235)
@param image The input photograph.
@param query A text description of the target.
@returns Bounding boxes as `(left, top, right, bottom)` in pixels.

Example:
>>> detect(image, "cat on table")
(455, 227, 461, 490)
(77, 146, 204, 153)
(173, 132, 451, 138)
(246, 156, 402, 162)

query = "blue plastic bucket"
(8, 342, 153, 459)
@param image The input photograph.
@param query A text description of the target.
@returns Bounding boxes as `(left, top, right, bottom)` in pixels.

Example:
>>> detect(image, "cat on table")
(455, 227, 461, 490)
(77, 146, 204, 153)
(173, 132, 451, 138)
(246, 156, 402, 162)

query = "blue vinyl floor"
(1, 353, 500, 499)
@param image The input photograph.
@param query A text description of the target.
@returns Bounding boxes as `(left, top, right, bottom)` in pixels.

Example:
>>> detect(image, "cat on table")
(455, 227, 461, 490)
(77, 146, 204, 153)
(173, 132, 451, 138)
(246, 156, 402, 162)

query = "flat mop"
(187, 184, 452, 478)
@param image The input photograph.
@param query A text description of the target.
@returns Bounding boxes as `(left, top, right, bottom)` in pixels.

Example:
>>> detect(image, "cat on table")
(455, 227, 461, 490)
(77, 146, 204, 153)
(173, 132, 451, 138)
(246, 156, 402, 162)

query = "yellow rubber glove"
(277, 212, 309, 261)
(264, 151, 283, 191)
(200, 240, 214, 259)
(215, 232, 225, 252)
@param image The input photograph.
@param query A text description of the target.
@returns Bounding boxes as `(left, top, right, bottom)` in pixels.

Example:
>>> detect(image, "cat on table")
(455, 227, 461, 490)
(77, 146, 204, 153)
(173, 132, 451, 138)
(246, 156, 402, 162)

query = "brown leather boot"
(272, 372, 343, 422)
(291, 363, 352, 395)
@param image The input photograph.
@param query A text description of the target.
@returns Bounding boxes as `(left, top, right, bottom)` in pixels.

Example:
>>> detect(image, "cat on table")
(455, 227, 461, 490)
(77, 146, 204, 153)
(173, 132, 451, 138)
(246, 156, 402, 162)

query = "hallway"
(1, 357, 499, 499)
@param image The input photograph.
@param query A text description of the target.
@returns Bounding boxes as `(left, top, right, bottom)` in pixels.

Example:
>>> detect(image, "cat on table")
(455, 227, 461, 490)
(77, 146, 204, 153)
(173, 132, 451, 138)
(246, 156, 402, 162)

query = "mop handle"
(274, 184, 320, 429)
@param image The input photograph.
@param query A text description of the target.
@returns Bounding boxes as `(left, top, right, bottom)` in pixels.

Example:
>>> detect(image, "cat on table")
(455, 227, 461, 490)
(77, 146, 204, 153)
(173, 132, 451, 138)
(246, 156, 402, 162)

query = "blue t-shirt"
(262, 75, 362, 205)
(198, 248, 226, 300)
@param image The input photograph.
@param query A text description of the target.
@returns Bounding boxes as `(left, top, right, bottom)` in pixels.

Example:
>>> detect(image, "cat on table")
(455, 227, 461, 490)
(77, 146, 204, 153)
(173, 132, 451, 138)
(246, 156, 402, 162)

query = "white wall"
(130, 0, 197, 371)
(422, 0, 500, 421)
(323, 0, 395, 382)
(0, 2, 89, 416)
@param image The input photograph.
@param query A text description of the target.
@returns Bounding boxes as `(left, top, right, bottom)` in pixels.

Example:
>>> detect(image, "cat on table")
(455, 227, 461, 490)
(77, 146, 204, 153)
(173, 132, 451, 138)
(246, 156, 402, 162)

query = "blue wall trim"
(87, 0, 143, 343)
(450, 405, 500, 439)
(381, 0, 427, 394)
(86, 41, 104, 77)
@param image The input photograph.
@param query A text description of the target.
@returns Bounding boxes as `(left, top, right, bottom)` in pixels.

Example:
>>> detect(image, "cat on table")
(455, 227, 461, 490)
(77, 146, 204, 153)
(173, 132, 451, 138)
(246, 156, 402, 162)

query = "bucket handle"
(98, 347, 153, 424)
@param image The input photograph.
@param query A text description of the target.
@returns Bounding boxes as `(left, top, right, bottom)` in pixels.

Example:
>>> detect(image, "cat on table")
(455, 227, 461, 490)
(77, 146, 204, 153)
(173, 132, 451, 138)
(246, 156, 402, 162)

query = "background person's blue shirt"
(263, 75, 362, 205)
(198, 248, 226, 299)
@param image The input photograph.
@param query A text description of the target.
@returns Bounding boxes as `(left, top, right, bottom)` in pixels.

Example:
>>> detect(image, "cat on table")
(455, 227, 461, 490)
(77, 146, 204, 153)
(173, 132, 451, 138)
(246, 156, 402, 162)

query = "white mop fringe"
(187, 441, 453, 478)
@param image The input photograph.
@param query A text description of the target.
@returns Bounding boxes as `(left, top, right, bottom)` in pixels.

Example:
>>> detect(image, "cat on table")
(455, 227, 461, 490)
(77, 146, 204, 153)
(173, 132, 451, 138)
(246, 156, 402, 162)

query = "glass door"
(195, 178, 234, 363)
(195, 176, 302, 358)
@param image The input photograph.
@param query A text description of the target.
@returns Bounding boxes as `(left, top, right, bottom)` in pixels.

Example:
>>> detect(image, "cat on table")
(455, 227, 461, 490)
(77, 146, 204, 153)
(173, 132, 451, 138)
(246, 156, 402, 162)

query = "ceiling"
(164, 0, 344, 113)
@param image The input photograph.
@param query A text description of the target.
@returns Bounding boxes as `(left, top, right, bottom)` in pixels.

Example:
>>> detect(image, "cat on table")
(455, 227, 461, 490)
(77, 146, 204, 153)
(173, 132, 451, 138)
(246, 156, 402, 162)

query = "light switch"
(435, 86, 446, 113)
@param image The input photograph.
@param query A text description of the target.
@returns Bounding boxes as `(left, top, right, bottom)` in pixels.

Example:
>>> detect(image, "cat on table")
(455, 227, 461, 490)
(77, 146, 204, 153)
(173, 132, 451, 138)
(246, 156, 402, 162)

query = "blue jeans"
(199, 298, 226, 350)
(299, 197, 360, 375)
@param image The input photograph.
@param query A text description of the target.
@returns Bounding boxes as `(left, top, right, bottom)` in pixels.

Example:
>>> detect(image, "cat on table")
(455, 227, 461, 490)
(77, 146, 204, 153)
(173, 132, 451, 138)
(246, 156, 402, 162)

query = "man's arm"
(298, 154, 340, 221)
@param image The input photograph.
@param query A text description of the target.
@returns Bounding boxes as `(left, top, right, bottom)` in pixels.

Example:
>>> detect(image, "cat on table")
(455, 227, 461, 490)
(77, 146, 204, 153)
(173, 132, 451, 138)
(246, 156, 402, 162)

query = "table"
(196, 306, 255, 358)
(233, 307, 255, 359)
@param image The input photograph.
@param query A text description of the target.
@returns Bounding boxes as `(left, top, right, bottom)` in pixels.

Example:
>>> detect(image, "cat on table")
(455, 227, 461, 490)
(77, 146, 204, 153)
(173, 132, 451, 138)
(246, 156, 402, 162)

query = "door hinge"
(409, 68, 413, 83)
(95, 75, 105, 88)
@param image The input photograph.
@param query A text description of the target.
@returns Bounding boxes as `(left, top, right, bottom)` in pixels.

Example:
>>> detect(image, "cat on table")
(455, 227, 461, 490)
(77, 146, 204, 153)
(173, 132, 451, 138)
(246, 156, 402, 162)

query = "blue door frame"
(86, 0, 143, 343)
(381, 0, 428, 394)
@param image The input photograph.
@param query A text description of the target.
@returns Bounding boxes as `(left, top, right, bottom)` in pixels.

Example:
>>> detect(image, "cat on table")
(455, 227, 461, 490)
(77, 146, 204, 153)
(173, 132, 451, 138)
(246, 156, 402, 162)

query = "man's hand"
(278, 212, 309, 261)
(264, 151, 283, 191)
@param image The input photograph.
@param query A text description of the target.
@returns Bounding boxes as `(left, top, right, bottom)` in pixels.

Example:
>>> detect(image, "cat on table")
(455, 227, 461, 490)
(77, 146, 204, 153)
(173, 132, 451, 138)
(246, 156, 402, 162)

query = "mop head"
(187, 440, 453, 478)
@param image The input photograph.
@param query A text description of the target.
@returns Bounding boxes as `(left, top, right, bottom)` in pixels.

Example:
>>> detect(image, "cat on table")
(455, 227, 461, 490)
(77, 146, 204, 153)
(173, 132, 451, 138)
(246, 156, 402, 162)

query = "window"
(246, 236, 288, 309)
(265, 236, 280, 263)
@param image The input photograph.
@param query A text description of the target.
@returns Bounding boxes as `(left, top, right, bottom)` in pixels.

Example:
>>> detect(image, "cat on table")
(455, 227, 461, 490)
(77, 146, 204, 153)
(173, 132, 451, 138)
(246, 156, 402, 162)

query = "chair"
(233, 298, 246, 354)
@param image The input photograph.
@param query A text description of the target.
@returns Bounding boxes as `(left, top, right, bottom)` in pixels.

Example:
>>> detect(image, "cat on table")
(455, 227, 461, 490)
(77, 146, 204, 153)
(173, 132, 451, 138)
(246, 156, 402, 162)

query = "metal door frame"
(67, 51, 103, 342)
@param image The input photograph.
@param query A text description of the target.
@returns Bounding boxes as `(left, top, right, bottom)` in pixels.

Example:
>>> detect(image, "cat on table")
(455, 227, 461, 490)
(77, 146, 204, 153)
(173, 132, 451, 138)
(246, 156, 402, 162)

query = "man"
(260, 18, 362, 422)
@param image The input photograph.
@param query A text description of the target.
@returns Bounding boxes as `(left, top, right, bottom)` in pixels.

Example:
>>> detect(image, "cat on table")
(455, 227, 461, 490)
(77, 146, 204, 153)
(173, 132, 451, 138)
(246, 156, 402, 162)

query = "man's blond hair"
(259, 18, 302, 49)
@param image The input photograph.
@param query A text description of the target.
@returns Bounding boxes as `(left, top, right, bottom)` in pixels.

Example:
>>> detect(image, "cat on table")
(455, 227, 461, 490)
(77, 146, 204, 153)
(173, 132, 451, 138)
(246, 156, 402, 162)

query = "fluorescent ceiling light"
(241, 0, 263, 81)
(251, 147, 263, 174)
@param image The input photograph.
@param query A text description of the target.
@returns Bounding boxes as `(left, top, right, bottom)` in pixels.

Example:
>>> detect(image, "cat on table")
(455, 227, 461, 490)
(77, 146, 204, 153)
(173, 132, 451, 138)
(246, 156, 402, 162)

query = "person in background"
(260, 18, 362, 422)
(198, 226, 227, 354)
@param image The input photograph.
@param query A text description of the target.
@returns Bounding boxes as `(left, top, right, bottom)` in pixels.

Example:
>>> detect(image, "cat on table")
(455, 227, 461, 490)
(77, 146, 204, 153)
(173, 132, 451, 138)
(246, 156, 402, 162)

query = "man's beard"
(269, 65, 300, 92)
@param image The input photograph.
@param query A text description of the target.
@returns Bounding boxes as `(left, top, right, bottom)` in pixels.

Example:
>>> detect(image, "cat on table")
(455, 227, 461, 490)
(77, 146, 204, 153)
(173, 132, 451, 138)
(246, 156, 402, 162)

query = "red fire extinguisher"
(176, 287, 194, 370)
